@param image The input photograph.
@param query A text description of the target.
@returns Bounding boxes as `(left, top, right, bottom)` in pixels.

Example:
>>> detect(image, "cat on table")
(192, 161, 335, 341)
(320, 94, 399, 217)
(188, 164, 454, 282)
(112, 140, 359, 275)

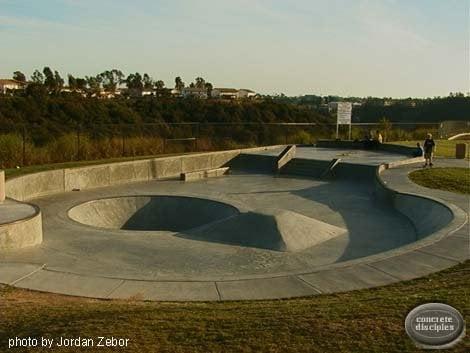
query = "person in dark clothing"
(413, 142, 424, 157)
(423, 133, 435, 167)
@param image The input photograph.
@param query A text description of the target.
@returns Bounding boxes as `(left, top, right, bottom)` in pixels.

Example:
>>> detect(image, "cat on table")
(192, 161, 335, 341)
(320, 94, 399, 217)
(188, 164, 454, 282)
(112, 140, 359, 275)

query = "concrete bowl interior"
(68, 195, 239, 232)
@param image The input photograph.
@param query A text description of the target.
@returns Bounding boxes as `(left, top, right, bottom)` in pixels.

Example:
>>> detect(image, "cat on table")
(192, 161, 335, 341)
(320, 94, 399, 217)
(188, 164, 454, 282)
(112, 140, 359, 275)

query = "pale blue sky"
(0, 0, 468, 97)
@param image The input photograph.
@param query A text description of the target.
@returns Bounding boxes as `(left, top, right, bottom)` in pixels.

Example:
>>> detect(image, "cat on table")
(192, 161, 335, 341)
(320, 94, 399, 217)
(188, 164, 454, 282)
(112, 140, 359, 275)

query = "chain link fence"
(0, 122, 440, 169)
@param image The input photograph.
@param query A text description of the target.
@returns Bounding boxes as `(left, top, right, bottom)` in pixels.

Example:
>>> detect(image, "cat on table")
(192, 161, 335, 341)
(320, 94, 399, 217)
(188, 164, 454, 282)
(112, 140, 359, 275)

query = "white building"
(182, 87, 207, 99)
(212, 88, 238, 99)
(170, 88, 182, 97)
(237, 89, 256, 99)
(0, 79, 26, 94)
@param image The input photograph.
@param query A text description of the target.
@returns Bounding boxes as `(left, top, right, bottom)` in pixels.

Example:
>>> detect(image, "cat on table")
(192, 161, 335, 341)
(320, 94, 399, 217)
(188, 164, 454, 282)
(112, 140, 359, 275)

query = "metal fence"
(0, 122, 440, 169)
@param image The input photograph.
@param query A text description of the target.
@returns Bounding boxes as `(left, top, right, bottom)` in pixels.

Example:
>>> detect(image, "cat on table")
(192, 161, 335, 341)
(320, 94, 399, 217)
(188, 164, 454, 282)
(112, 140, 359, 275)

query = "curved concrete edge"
(2, 145, 283, 251)
(374, 163, 465, 240)
(0, 205, 43, 250)
(448, 133, 470, 140)
(5, 145, 286, 202)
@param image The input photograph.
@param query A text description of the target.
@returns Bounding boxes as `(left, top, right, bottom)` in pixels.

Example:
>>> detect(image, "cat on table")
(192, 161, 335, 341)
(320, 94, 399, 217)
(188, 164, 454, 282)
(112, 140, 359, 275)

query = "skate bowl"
(68, 195, 239, 232)
(0, 144, 467, 301)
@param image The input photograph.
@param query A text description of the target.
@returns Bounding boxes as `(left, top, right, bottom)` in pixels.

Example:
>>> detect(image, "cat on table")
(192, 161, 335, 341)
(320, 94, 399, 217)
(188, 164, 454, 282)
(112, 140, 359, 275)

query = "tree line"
(10, 67, 213, 97)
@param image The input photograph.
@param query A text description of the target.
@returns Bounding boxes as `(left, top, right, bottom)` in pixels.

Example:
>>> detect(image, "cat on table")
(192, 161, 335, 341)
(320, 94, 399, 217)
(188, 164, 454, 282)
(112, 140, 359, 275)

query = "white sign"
(337, 102, 352, 125)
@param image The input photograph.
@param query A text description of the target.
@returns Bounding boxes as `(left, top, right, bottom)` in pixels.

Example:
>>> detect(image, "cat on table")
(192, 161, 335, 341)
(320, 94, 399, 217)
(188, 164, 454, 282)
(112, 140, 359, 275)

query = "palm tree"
(175, 76, 184, 91)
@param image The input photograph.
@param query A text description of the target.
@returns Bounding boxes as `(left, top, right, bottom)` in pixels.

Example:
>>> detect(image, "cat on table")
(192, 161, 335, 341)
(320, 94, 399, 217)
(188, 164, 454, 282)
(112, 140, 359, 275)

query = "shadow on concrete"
(288, 180, 418, 262)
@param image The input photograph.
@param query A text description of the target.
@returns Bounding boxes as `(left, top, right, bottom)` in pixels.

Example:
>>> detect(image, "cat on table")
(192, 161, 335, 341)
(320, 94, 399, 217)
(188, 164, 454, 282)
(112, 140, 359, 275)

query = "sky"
(0, 0, 468, 97)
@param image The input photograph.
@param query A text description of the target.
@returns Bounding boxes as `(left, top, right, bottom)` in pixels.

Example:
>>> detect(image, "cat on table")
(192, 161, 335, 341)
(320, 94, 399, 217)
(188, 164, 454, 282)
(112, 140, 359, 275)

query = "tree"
(85, 75, 102, 97)
(13, 71, 26, 82)
(54, 71, 64, 92)
(155, 80, 165, 90)
(175, 76, 184, 91)
(31, 70, 44, 84)
(43, 67, 55, 91)
(99, 69, 124, 92)
(205, 82, 213, 98)
(379, 117, 392, 142)
(195, 77, 205, 89)
(125, 73, 144, 90)
(68, 74, 77, 90)
(143, 73, 154, 90)
(76, 78, 87, 91)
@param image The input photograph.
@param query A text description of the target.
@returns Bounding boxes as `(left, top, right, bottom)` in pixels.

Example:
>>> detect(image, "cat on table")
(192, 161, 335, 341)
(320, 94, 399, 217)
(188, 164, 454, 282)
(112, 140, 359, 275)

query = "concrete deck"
(0, 150, 467, 301)
(0, 199, 37, 224)
(245, 146, 408, 165)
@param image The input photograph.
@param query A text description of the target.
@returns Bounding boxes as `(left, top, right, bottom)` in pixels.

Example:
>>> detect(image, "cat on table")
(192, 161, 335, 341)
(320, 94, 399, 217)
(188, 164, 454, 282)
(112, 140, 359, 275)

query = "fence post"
(0, 170, 5, 202)
(121, 126, 125, 156)
(22, 125, 26, 166)
(76, 124, 81, 161)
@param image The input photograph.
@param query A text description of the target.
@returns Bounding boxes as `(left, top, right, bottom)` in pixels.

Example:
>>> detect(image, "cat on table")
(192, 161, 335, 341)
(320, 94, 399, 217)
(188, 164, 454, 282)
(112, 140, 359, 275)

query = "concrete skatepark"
(0, 143, 468, 301)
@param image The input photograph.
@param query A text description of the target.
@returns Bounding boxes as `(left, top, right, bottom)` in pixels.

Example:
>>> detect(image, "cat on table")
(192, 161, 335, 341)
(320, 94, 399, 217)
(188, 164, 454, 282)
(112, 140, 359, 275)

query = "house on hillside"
(182, 87, 207, 99)
(212, 88, 238, 99)
(0, 79, 27, 94)
(237, 89, 256, 99)
(170, 88, 182, 97)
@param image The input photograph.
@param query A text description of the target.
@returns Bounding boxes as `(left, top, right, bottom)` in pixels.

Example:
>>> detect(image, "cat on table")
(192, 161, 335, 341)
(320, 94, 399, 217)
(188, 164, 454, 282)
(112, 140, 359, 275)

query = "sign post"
(336, 102, 352, 140)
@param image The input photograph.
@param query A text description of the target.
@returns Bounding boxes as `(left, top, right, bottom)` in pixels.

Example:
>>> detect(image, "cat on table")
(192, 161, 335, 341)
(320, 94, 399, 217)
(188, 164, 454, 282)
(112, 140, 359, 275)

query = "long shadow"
(177, 175, 417, 261)
(122, 196, 238, 232)
(287, 179, 417, 262)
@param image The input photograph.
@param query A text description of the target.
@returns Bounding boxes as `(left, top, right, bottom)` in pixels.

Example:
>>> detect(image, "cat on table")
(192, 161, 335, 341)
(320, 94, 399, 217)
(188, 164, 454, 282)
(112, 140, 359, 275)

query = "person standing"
(423, 133, 436, 167)
(413, 142, 424, 157)
(376, 130, 383, 144)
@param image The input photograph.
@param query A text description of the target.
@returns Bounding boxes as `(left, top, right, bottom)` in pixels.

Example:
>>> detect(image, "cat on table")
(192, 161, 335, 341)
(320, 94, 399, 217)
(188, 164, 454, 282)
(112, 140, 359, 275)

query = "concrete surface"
(0, 148, 467, 301)
(276, 145, 296, 171)
(181, 167, 229, 181)
(246, 146, 407, 166)
(0, 199, 43, 251)
(0, 199, 37, 224)
(68, 195, 239, 232)
(5, 146, 282, 201)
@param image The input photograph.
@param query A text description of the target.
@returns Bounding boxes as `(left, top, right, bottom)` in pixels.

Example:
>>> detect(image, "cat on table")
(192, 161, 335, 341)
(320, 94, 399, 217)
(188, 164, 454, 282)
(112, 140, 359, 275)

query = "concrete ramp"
(320, 158, 341, 179)
(187, 208, 346, 252)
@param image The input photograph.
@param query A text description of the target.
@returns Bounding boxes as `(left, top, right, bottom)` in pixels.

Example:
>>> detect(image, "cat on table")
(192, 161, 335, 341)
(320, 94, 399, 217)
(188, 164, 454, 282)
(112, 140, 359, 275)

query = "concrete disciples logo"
(405, 303, 465, 349)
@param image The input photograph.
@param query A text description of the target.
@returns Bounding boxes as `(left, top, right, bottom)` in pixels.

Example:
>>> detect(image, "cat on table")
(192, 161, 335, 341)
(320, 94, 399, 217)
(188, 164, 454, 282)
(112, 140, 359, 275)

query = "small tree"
(13, 71, 26, 82)
(205, 82, 213, 98)
(175, 76, 184, 91)
(379, 117, 392, 142)
(31, 70, 44, 84)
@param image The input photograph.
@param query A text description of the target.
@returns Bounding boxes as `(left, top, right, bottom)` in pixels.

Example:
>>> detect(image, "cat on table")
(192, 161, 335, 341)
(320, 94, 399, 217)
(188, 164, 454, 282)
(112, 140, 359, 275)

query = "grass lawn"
(0, 261, 469, 353)
(391, 139, 470, 158)
(409, 167, 470, 194)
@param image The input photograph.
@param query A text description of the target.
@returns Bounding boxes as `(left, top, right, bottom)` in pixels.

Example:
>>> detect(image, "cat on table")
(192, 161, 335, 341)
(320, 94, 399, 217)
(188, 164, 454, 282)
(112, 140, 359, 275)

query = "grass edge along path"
(0, 261, 468, 353)
(409, 167, 470, 194)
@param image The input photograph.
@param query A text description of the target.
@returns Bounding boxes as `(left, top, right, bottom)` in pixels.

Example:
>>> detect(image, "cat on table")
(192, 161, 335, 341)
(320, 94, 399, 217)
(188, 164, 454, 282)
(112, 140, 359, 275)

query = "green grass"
(1, 261, 468, 353)
(392, 139, 470, 158)
(409, 167, 470, 194)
